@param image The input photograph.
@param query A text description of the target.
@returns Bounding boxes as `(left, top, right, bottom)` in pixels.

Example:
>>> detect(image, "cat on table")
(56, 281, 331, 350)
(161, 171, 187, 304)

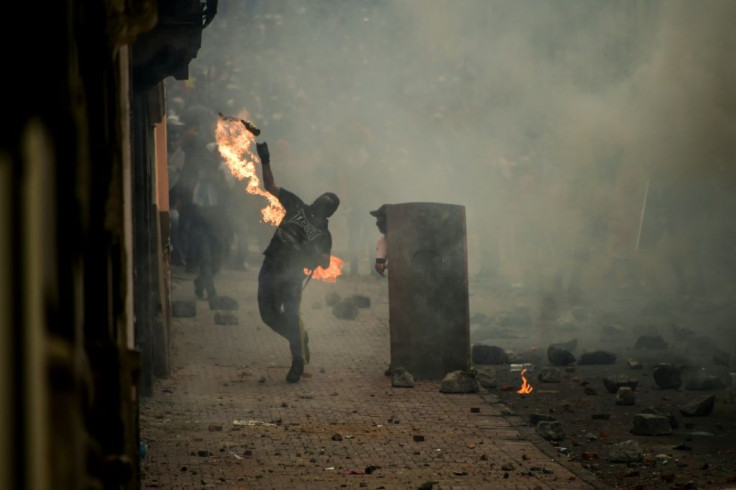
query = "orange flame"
(516, 368, 534, 395)
(215, 114, 285, 225)
(305, 256, 344, 283)
(217, 112, 344, 283)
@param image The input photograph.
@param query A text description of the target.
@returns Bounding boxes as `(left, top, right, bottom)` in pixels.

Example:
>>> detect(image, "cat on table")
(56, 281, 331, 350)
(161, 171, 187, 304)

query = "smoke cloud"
(179, 0, 736, 294)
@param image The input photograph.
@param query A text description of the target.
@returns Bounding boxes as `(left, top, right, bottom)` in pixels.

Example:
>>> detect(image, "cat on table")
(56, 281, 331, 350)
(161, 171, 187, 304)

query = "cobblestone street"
(139, 267, 605, 489)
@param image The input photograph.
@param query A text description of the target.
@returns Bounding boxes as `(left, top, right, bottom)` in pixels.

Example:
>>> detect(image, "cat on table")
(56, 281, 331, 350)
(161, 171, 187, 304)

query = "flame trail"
(216, 112, 343, 282)
(215, 114, 285, 225)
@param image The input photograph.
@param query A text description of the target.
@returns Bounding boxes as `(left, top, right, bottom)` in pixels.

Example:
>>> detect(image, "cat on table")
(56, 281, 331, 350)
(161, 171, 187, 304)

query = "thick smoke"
(185, 0, 736, 296)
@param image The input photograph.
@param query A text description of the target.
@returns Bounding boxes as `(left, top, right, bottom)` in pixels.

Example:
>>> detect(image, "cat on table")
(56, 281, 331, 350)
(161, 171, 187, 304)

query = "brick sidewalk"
(140, 267, 606, 489)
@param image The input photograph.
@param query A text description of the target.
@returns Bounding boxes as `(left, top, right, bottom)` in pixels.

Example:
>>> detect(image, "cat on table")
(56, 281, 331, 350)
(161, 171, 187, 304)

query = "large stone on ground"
(608, 440, 644, 463)
(474, 366, 498, 389)
(439, 371, 479, 394)
(679, 394, 716, 417)
(616, 387, 635, 405)
(631, 413, 672, 435)
(535, 421, 564, 441)
(391, 367, 415, 388)
(641, 406, 679, 429)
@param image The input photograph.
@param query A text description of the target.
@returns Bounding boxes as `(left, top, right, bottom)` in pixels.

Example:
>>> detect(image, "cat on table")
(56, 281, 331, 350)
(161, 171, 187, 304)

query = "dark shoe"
(286, 358, 304, 383)
(299, 318, 310, 364)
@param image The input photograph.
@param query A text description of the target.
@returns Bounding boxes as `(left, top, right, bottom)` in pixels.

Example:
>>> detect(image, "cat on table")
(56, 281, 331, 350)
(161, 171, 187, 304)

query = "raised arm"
(257, 141, 280, 195)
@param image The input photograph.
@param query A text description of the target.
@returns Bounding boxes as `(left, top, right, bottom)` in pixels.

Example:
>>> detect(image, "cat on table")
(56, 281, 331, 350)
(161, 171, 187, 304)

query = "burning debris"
(516, 368, 533, 395)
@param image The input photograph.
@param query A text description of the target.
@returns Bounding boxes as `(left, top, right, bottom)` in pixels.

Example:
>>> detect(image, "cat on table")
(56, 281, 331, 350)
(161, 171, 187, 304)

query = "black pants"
(257, 260, 304, 361)
(191, 213, 223, 299)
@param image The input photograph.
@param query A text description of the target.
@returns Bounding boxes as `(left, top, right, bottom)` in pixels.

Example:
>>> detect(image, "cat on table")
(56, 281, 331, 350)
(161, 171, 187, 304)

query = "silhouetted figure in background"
(190, 161, 229, 300)
(370, 204, 389, 277)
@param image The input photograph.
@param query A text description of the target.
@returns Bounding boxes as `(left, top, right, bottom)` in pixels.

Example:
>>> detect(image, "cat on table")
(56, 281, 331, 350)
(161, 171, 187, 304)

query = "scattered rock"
(535, 421, 564, 440)
(641, 406, 679, 429)
(474, 366, 498, 390)
(391, 367, 415, 388)
(631, 413, 672, 435)
(439, 370, 479, 394)
(608, 440, 644, 463)
(616, 387, 635, 405)
(679, 394, 716, 417)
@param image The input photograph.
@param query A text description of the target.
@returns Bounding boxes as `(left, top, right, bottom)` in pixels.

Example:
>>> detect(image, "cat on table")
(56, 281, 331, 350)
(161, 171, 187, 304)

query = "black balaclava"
(311, 192, 340, 218)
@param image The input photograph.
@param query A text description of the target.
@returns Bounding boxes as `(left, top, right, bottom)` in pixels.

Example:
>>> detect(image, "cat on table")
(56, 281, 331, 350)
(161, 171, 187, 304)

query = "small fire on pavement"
(517, 368, 534, 395)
